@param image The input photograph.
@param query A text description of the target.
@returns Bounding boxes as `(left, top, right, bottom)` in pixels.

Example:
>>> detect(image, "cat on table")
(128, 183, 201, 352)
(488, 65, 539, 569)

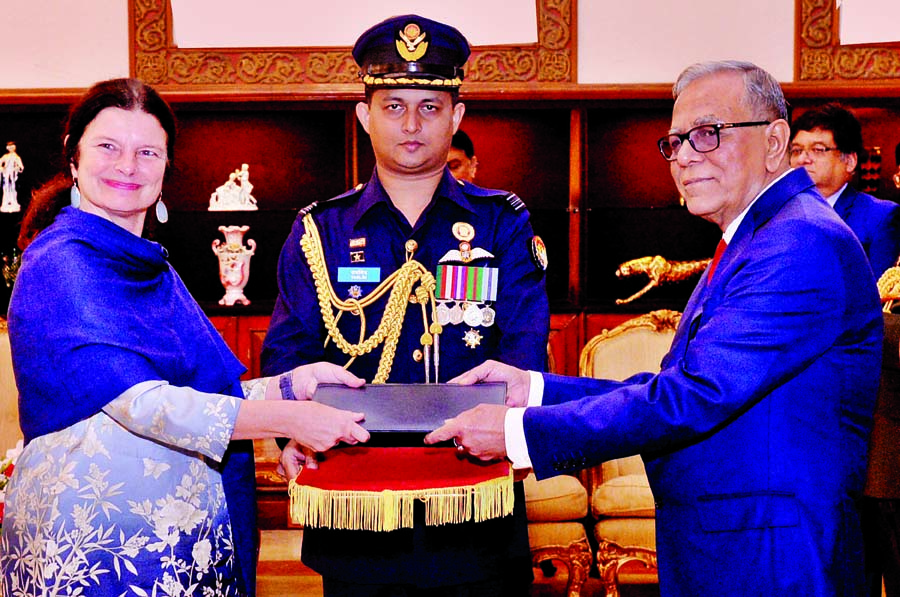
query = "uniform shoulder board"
(298, 201, 318, 217)
(459, 183, 526, 212)
(503, 193, 526, 212)
(299, 183, 367, 216)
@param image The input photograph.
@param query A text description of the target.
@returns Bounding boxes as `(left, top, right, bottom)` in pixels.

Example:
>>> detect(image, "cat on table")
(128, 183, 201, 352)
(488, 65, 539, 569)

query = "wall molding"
(130, 0, 575, 93)
(797, 0, 900, 82)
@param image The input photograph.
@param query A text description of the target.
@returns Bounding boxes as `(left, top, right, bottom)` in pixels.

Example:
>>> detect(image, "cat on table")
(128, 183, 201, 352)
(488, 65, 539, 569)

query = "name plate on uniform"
(337, 267, 380, 283)
(312, 382, 506, 445)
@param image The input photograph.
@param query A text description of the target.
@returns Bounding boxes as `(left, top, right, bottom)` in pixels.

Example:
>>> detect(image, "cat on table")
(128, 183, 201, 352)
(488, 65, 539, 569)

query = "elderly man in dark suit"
(790, 103, 900, 277)
(428, 60, 883, 596)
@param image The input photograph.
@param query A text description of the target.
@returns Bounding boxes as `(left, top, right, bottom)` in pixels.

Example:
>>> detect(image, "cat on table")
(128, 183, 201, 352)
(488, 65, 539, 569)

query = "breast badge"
(463, 328, 483, 349)
(434, 222, 498, 343)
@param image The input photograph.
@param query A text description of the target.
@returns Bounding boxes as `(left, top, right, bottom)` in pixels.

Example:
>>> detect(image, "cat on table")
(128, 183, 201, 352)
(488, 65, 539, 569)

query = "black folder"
(312, 382, 507, 446)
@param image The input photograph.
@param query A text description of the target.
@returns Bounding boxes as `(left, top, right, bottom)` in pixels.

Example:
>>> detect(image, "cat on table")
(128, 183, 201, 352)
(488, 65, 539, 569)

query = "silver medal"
(437, 302, 451, 326)
(481, 306, 496, 327)
(464, 303, 483, 327)
(449, 303, 464, 325)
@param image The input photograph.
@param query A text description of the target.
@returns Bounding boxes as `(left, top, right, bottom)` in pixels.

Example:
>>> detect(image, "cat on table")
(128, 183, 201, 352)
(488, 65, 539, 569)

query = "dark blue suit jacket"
(526, 169, 882, 596)
(833, 185, 900, 277)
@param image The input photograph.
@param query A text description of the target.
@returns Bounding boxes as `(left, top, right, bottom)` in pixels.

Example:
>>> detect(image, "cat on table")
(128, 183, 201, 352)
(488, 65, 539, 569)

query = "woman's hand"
(284, 400, 369, 453)
(288, 362, 364, 400)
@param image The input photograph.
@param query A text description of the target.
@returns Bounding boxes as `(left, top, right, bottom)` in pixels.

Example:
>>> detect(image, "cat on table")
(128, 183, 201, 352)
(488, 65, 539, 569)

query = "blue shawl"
(8, 206, 257, 595)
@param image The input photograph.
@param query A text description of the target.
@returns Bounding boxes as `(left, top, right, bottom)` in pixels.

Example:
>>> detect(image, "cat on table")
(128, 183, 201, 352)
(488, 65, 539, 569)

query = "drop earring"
(155, 195, 168, 223)
(70, 180, 81, 208)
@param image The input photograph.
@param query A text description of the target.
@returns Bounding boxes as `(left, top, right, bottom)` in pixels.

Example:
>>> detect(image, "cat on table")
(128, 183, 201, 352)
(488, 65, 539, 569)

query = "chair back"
(0, 323, 21, 449)
(578, 310, 681, 488)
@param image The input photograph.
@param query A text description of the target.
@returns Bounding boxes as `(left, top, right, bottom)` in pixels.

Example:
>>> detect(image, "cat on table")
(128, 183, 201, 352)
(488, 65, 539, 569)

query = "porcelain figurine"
(0, 142, 23, 213)
(209, 164, 258, 211)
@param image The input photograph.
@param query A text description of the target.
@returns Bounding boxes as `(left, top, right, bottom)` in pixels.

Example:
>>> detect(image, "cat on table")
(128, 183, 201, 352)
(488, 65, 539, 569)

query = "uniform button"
(412, 349, 423, 362)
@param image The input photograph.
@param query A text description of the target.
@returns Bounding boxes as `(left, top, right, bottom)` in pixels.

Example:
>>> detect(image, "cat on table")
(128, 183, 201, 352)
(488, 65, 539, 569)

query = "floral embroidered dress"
(0, 207, 258, 596)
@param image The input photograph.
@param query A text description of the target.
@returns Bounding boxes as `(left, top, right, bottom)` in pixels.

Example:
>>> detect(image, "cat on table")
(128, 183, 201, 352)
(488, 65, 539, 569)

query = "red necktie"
(707, 239, 727, 284)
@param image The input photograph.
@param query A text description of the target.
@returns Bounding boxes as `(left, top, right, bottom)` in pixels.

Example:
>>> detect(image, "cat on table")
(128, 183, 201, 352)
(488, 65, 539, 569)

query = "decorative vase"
(212, 225, 256, 306)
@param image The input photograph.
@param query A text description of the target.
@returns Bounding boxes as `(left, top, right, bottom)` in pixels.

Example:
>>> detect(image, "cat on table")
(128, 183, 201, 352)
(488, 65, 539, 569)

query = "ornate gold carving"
(169, 52, 236, 84)
(539, 0, 571, 50)
(834, 48, 900, 79)
(531, 536, 593, 597)
(539, 50, 571, 82)
(468, 50, 538, 82)
(595, 539, 658, 597)
(799, 0, 832, 48)
(133, 0, 168, 52)
(799, 48, 834, 80)
(130, 0, 574, 88)
(306, 53, 359, 84)
(135, 52, 167, 84)
(798, 0, 900, 82)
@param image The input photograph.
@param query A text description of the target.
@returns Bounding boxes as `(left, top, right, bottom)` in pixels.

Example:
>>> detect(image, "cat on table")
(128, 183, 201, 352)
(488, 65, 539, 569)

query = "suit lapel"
(832, 186, 855, 221)
(665, 169, 819, 368)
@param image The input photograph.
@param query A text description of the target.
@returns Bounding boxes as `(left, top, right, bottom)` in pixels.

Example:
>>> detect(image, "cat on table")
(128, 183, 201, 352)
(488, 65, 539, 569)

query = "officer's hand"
(289, 362, 365, 400)
(424, 403, 509, 462)
(278, 439, 317, 479)
(449, 360, 531, 407)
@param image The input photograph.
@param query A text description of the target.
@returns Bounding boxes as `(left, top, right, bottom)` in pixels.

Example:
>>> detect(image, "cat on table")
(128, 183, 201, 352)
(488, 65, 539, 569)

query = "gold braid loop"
(300, 213, 440, 383)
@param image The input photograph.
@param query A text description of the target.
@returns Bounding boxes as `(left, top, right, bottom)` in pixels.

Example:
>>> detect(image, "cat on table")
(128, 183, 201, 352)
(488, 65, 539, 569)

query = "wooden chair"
(578, 310, 681, 597)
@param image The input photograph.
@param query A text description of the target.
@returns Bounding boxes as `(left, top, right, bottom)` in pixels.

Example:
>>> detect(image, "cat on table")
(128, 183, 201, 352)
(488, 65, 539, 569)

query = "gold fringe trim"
(289, 470, 515, 532)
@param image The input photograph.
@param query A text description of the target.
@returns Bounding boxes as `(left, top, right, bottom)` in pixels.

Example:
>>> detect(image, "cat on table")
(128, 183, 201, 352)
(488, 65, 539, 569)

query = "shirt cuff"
(504, 407, 532, 470)
(527, 370, 544, 406)
(503, 370, 544, 470)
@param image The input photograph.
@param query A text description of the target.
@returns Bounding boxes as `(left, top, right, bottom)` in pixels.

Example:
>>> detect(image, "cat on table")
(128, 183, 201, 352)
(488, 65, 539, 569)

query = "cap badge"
(397, 23, 428, 61)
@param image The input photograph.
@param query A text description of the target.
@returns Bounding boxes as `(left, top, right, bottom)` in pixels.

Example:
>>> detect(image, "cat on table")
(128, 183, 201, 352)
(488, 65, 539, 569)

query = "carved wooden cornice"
(131, 0, 574, 92)
(797, 0, 900, 82)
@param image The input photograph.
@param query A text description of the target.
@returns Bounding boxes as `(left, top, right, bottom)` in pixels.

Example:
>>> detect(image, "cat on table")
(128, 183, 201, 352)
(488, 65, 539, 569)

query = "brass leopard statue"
(615, 255, 712, 305)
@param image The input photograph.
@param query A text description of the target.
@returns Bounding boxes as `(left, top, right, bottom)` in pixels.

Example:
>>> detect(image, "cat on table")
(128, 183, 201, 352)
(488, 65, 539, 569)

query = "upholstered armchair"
(523, 471, 593, 596)
(578, 310, 681, 597)
(0, 323, 20, 449)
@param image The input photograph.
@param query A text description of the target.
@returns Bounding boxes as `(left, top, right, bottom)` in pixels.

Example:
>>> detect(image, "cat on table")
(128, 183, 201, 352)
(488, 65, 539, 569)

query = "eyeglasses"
(788, 145, 840, 159)
(658, 121, 771, 161)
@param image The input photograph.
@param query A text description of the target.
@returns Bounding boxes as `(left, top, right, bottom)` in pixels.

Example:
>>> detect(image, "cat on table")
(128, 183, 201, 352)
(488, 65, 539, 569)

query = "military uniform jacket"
(260, 168, 549, 586)
(261, 168, 549, 382)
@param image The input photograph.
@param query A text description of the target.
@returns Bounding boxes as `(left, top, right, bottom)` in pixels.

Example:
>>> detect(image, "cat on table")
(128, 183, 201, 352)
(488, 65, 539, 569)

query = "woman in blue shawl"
(0, 78, 370, 597)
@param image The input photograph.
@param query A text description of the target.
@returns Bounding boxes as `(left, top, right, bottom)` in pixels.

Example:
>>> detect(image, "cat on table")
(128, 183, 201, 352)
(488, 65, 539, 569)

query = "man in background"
(427, 60, 883, 596)
(790, 103, 900, 277)
(447, 129, 478, 182)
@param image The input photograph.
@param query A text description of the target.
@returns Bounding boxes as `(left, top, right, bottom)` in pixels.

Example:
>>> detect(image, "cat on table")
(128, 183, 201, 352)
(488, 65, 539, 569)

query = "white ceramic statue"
(0, 142, 24, 213)
(209, 164, 258, 211)
(212, 225, 256, 306)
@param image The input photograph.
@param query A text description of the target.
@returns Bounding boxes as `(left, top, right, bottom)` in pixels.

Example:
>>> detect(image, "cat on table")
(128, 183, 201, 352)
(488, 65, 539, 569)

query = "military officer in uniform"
(260, 14, 550, 597)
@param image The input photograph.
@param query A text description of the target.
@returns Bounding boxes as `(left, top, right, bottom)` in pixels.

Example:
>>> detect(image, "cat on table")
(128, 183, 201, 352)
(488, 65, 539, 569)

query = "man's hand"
(290, 362, 364, 400)
(424, 403, 510, 462)
(279, 439, 318, 480)
(449, 359, 531, 407)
